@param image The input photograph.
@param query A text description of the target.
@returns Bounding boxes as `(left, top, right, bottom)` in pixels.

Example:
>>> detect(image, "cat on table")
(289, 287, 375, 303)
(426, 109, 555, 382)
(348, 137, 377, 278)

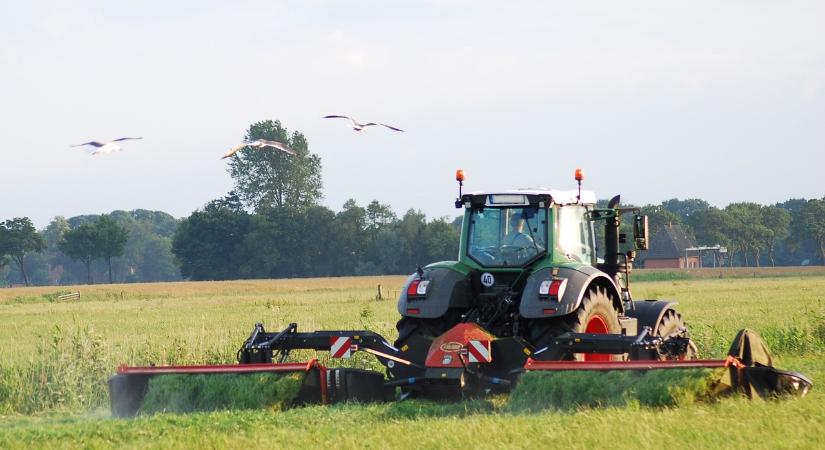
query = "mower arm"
(238, 322, 416, 367)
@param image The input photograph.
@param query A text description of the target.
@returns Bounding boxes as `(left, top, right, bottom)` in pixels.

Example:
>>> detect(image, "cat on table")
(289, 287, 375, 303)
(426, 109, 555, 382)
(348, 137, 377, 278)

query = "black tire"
(654, 309, 698, 360)
(392, 311, 462, 399)
(528, 287, 623, 361)
(393, 310, 461, 348)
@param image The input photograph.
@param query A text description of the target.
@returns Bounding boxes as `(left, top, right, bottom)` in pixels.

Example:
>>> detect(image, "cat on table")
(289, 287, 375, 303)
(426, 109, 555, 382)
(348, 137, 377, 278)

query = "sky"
(1, 1, 824, 228)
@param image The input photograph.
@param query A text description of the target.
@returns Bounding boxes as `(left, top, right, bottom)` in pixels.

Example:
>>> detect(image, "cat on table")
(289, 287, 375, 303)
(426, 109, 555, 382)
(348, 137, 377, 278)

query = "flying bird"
(71, 137, 142, 156)
(323, 115, 404, 132)
(222, 139, 296, 159)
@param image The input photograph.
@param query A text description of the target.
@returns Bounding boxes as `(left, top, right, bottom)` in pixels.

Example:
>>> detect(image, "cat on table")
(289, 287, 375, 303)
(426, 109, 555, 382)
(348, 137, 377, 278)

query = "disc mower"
(109, 169, 812, 416)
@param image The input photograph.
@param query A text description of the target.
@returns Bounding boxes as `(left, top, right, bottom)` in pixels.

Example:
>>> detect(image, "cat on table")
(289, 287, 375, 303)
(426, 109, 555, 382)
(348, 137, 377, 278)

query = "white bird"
(71, 137, 142, 155)
(222, 139, 296, 159)
(323, 115, 404, 132)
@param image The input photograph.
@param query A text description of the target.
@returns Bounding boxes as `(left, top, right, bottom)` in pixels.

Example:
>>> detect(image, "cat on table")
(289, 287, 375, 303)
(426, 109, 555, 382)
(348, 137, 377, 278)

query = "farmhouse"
(644, 223, 700, 269)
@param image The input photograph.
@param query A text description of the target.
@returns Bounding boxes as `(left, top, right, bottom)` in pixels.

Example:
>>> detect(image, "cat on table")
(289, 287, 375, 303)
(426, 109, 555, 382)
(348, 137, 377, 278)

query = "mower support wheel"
(654, 309, 698, 360)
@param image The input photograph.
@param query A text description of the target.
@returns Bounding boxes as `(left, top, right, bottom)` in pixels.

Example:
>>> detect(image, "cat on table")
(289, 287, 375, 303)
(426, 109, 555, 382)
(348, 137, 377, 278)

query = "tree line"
(171, 194, 459, 281)
(637, 198, 825, 267)
(0, 210, 179, 287)
(3, 195, 823, 287)
(2, 119, 824, 286)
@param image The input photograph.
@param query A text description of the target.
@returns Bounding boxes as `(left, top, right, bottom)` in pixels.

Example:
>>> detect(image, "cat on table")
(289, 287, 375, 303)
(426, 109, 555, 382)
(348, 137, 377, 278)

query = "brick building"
(644, 223, 700, 269)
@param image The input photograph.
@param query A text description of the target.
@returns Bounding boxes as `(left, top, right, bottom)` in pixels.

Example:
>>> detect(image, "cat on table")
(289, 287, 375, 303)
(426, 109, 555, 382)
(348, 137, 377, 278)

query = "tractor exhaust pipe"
(604, 195, 622, 271)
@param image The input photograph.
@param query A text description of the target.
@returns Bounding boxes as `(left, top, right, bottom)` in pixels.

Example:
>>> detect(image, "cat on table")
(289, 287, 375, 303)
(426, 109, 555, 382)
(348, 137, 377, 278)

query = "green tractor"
(107, 169, 812, 416)
(393, 169, 693, 370)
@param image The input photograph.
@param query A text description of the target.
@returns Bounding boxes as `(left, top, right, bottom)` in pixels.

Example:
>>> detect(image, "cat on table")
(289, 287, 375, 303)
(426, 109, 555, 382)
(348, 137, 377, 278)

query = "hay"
(507, 368, 721, 412)
(139, 372, 304, 414)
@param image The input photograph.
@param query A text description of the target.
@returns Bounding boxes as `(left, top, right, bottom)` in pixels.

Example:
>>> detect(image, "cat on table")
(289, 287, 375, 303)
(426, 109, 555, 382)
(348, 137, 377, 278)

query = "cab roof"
(463, 189, 597, 206)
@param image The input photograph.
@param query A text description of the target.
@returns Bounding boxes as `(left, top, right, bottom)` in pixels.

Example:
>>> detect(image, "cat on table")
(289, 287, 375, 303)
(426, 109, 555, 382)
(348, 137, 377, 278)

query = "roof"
(466, 189, 597, 205)
(646, 223, 697, 259)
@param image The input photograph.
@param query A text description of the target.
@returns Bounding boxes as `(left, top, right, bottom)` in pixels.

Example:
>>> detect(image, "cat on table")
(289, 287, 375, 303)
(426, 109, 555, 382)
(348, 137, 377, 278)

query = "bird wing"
(112, 137, 143, 142)
(71, 141, 104, 148)
(221, 144, 247, 159)
(379, 123, 405, 132)
(323, 115, 351, 120)
(256, 139, 296, 155)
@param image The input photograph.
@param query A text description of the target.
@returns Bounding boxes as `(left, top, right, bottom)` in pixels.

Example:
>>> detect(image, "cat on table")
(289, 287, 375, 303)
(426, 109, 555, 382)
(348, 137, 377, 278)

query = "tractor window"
(557, 205, 594, 264)
(467, 207, 547, 267)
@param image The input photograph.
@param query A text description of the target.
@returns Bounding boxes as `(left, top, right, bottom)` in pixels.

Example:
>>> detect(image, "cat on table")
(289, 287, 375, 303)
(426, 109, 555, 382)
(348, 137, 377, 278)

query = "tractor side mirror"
(633, 214, 649, 250)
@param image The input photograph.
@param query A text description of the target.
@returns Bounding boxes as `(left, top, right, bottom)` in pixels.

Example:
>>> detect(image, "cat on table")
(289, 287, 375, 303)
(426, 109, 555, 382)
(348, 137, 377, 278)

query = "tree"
(227, 120, 323, 211)
(395, 209, 429, 271)
(366, 200, 397, 232)
(761, 205, 791, 267)
(172, 200, 252, 280)
(725, 203, 769, 266)
(95, 215, 129, 283)
(331, 200, 368, 276)
(661, 198, 710, 221)
(640, 204, 683, 234)
(0, 217, 46, 286)
(133, 235, 178, 282)
(422, 218, 460, 263)
(687, 208, 733, 266)
(59, 224, 99, 284)
(799, 198, 825, 265)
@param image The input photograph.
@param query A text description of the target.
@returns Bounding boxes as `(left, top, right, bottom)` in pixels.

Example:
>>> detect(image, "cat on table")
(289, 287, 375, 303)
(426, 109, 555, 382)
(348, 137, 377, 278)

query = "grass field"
(1, 272, 824, 449)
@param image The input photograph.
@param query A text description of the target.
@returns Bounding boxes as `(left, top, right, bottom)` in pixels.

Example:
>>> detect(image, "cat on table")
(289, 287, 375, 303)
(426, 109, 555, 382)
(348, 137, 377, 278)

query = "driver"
(503, 211, 534, 249)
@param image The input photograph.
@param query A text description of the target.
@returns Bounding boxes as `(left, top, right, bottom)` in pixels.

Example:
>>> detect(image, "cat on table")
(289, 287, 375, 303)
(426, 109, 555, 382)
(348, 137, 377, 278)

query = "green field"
(1, 273, 824, 449)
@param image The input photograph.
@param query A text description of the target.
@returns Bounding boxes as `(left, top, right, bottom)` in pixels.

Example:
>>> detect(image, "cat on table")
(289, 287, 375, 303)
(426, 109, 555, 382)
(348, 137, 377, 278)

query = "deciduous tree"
(59, 224, 100, 284)
(799, 198, 825, 265)
(95, 215, 129, 283)
(227, 120, 323, 211)
(172, 200, 251, 280)
(761, 205, 791, 267)
(0, 217, 45, 286)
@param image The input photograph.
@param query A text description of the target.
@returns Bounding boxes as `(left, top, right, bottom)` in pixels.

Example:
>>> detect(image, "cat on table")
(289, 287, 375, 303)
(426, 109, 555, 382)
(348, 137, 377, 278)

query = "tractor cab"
(459, 189, 598, 269)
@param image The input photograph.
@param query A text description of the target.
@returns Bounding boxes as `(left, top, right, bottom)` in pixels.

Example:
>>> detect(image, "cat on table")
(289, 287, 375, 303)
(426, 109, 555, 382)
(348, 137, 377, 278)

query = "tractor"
(108, 169, 811, 416)
(387, 168, 694, 396)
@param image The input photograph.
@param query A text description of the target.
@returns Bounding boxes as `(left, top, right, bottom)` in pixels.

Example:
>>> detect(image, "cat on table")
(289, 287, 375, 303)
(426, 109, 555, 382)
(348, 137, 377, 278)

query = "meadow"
(1, 270, 824, 449)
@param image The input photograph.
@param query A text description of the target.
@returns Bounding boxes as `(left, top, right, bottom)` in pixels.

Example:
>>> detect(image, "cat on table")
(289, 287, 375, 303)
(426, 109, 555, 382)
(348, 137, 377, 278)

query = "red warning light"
(456, 169, 465, 182)
(574, 168, 584, 182)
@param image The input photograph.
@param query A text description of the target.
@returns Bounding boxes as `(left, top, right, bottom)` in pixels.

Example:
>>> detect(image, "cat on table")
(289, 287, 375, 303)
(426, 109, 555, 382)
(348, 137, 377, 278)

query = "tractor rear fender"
(397, 265, 470, 319)
(519, 266, 623, 319)
(625, 300, 678, 332)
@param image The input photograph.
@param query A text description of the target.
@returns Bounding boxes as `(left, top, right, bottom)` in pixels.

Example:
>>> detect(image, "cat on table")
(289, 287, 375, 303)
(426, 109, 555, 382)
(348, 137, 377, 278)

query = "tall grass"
(0, 324, 109, 414)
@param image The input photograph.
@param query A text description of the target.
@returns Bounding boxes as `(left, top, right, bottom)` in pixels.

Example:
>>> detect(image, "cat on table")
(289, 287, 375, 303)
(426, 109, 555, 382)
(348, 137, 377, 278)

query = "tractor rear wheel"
(393, 310, 461, 348)
(654, 309, 698, 360)
(528, 287, 623, 361)
(392, 311, 463, 399)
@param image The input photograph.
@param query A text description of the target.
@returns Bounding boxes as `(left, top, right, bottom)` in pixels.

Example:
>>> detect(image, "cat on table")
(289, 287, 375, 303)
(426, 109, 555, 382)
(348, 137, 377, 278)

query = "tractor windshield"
(467, 207, 547, 267)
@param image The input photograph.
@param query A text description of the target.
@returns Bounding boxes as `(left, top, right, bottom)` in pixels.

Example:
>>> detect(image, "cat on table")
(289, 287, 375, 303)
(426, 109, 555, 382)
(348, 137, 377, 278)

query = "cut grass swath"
(507, 368, 720, 412)
(139, 372, 303, 414)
